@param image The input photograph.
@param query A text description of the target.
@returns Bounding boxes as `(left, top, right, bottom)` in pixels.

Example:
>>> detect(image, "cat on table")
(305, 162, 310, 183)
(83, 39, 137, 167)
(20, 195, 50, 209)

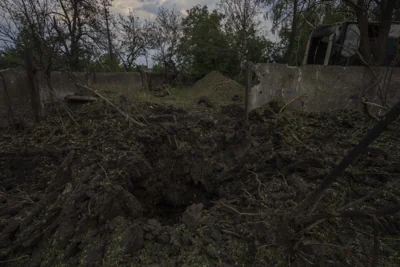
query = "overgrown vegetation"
(1, 0, 399, 75)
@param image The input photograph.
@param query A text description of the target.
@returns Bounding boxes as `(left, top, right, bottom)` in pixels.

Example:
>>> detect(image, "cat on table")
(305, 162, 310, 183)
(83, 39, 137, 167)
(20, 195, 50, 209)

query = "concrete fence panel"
(0, 68, 34, 128)
(248, 63, 400, 112)
(0, 69, 169, 127)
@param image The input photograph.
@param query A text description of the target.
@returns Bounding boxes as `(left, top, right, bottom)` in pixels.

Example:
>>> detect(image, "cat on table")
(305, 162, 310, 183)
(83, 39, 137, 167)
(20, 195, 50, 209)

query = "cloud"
(111, 0, 275, 41)
(137, 3, 159, 15)
(112, 0, 218, 19)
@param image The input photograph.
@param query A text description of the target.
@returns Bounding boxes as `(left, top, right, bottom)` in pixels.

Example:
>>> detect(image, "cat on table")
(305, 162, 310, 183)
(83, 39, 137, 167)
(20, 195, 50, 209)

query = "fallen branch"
(362, 100, 388, 110)
(350, 225, 400, 241)
(279, 93, 307, 114)
(97, 162, 111, 183)
(38, 79, 79, 126)
(362, 97, 380, 122)
(15, 188, 35, 204)
(47, 151, 75, 193)
(339, 179, 400, 212)
(249, 171, 264, 200)
(291, 131, 313, 152)
(290, 99, 400, 218)
(76, 83, 145, 127)
(371, 217, 380, 267)
(218, 201, 262, 216)
(0, 255, 29, 264)
(221, 229, 242, 238)
(295, 203, 400, 226)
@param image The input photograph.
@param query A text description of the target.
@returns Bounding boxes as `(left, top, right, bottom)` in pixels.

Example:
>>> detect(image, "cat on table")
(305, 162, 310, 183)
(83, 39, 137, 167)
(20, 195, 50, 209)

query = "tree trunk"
(373, 0, 396, 65)
(140, 69, 148, 90)
(357, 0, 371, 64)
(286, 0, 298, 65)
(70, 1, 80, 71)
(24, 47, 44, 123)
(45, 69, 57, 103)
(104, 6, 113, 61)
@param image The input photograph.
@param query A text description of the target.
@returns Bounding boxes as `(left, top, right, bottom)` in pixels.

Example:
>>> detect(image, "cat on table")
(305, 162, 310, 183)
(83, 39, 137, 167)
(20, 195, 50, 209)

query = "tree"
(93, 55, 122, 72)
(264, 0, 330, 65)
(89, 0, 117, 62)
(0, 49, 23, 69)
(179, 5, 241, 76)
(264, 0, 301, 64)
(114, 10, 152, 71)
(264, 0, 397, 66)
(102, 0, 113, 61)
(218, 0, 266, 65)
(52, 0, 100, 71)
(152, 7, 182, 76)
(354, 0, 396, 65)
(152, 64, 165, 72)
(0, 0, 61, 76)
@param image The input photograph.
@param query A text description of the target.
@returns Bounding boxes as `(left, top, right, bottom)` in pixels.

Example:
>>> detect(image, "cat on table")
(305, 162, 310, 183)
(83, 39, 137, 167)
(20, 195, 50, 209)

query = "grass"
(93, 84, 245, 108)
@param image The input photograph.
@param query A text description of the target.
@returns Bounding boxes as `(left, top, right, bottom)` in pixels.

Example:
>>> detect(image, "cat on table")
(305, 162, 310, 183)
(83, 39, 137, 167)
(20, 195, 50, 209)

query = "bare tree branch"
(290, 99, 400, 218)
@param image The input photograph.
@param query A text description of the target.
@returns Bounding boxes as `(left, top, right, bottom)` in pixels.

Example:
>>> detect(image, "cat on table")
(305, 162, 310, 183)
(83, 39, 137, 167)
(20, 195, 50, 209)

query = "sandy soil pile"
(191, 71, 245, 103)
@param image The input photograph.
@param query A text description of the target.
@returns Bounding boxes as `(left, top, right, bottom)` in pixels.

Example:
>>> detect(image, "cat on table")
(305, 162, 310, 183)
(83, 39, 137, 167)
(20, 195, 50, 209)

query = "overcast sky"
(110, 0, 276, 65)
(110, 0, 274, 38)
(0, 0, 276, 66)
(111, 0, 218, 19)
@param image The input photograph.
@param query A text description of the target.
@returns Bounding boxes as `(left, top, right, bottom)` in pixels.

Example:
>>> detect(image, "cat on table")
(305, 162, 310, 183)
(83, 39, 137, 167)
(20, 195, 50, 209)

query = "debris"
(232, 94, 241, 101)
(64, 95, 97, 102)
(0, 100, 399, 266)
(204, 244, 219, 259)
(182, 203, 203, 230)
(195, 96, 213, 107)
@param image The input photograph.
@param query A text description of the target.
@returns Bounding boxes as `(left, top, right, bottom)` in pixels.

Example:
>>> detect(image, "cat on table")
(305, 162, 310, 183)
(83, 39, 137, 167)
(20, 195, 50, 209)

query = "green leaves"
(0, 49, 23, 69)
(179, 5, 240, 76)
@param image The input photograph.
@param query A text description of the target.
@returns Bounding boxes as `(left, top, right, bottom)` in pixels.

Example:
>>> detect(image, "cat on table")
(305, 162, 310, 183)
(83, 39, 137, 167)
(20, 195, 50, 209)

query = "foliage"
(115, 10, 153, 71)
(91, 55, 123, 72)
(218, 0, 265, 65)
(0, 49, 23, 69)
(151, 7, 182, 75)
(179, 5, 241, 76)
(263, 0, 397, 66)
(151, 64, 165, 73)
(0, 0, 62, 73)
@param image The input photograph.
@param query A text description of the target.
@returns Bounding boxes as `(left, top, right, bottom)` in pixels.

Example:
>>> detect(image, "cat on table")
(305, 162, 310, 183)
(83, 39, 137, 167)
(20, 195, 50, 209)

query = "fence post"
(24, 47, 44, 122)
(245, 61, 252, 126)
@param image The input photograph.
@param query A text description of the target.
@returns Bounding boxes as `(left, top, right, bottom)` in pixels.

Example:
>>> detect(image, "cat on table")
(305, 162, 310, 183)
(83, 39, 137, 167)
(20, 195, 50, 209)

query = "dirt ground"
(0, 97, 399, 267)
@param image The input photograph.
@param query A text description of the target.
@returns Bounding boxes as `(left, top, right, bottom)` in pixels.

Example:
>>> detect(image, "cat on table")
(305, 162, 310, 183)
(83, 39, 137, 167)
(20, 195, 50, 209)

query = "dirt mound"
(0, 100, 399, 266)
(191, 71, 245, 104)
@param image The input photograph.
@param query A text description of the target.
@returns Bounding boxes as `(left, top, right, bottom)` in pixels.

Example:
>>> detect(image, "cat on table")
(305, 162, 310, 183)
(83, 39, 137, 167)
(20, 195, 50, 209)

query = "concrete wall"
(0, 68, 35, 128)
(248, 63, 400, 112)
(47, 71, 165, 99)
(0, 69, 167, 127)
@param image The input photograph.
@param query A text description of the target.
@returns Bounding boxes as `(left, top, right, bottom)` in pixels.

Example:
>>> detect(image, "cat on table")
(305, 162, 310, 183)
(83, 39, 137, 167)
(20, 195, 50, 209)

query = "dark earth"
(0, 98, 399, 266)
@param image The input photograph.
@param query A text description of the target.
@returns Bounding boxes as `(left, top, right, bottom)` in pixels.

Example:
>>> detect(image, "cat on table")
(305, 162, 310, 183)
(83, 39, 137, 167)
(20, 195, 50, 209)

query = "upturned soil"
(0, 99, 399, 267)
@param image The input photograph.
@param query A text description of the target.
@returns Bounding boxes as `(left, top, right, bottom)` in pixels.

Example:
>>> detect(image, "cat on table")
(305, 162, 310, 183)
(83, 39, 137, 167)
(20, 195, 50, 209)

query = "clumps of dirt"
(191, 71, 245, 104)
(0, 99, 399, 267)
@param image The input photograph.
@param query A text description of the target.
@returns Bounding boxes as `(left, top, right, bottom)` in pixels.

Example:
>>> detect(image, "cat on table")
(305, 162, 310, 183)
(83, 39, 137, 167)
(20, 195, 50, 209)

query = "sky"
(111, 0, 218, 19)
(0, 0, 277, 66)
(109, 0, 220, 66)
(111, 0, 275, 39)
(110, 0, 276, 66)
